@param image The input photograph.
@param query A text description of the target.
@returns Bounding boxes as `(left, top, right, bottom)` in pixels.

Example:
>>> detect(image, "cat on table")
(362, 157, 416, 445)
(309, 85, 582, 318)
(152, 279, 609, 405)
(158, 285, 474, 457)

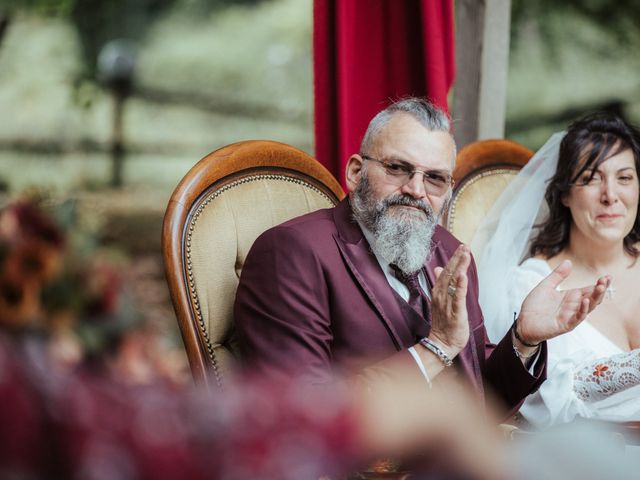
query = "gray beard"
(351, 173, 439, 275)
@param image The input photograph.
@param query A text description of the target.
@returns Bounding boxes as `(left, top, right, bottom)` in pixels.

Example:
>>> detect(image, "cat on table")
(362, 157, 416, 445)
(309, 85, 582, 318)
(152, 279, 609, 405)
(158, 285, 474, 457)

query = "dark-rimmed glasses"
(361, 155, 453, 197)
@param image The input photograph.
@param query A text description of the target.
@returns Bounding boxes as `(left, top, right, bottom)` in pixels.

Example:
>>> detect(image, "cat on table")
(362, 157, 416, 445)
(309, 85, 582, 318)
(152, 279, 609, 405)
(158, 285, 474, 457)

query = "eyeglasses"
(361, 155, 453, 196)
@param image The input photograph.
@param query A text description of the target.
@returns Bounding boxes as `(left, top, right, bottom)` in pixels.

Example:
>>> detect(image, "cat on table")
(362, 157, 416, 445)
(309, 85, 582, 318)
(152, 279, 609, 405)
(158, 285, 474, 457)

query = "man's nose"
(401, 172, 427, 199)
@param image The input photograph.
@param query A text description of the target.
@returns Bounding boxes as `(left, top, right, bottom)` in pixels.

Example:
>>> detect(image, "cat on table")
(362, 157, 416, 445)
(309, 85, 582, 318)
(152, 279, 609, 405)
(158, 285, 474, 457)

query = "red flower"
(11, 202, 65, 249)
(593, 364, 609, 377)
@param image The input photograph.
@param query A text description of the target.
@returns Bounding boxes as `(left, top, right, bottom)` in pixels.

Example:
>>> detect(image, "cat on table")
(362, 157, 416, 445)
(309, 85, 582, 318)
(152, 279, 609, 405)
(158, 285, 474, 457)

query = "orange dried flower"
(0, 274, 42, 329)
(4, 240, 62, 284)
(593, 364, 609, 377)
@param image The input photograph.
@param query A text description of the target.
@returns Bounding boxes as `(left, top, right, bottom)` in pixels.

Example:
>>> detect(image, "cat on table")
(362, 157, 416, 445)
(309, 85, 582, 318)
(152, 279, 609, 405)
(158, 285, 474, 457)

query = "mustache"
(382, 195, 433, 217)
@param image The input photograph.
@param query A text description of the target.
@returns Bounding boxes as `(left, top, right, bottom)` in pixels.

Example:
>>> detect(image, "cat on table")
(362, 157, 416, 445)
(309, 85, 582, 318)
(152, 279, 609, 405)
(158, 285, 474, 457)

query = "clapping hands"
(516, 260, 610, 345)
(430, 245, 472, 356)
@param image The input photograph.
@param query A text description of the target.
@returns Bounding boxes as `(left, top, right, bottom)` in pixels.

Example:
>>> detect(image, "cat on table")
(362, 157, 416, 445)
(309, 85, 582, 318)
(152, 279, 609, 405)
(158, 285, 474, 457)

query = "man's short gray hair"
(360, 97, 452, 155)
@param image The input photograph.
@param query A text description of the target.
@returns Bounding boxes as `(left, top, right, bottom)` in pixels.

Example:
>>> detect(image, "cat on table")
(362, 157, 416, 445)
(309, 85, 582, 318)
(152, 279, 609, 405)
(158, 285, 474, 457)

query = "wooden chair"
(162, 140, 344, 390)
(444, 139, 534, 248)
(163, 137, 534, 390)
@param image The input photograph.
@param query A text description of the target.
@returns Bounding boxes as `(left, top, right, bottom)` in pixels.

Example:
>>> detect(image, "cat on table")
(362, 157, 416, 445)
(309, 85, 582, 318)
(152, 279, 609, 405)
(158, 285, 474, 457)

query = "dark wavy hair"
(530, 113, 640, 259)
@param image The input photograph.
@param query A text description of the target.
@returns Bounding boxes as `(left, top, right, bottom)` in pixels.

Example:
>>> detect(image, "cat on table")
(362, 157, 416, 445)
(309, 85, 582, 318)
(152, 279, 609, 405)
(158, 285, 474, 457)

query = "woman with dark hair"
(474, 112, 640, 428)
(532, 114, 640, 260)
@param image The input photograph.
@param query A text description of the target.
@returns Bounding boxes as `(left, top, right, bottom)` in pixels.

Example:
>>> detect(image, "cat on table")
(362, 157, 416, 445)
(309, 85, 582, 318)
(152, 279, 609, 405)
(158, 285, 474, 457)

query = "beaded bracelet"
(512, 342, 539, 360)
(511, 312, 540, 348)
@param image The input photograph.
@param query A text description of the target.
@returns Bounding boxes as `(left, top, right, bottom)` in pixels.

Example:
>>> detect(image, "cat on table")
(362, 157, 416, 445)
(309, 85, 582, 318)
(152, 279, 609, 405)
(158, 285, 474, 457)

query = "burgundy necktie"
(390, 264, 430, 319)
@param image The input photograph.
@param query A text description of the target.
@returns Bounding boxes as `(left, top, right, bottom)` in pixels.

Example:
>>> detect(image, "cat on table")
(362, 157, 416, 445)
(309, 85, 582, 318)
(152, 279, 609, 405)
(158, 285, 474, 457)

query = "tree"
(511, 0, 640, 56)
(1, 0, 265, 78)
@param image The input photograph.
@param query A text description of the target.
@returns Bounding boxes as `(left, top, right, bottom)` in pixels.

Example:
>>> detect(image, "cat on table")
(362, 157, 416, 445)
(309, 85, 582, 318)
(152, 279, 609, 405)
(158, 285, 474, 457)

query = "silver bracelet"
(419, 337, 453, 367)
(512, 337, 540, 360)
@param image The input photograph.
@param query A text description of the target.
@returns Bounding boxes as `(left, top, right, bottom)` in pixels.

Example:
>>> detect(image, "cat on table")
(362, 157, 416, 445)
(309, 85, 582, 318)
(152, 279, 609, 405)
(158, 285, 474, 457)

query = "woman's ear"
(345, 155, 364, 193)
(560, 193, 570, 207)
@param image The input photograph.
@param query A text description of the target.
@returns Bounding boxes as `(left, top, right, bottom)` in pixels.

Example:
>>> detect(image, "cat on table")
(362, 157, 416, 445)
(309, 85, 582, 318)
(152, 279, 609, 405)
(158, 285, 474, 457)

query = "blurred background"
(0, 0, 638, 382)
(507, 0, 640, 147)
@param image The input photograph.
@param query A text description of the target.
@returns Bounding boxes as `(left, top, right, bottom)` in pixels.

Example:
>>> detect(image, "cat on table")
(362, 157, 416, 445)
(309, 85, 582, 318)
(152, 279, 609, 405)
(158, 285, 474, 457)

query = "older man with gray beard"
(351, 168, 440, 276)
(235, 98, 608, 414)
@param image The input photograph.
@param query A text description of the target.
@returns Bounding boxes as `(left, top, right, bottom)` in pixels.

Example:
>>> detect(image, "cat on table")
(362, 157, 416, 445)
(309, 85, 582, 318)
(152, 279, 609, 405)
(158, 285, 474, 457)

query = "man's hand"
(516, 260, 610, 345)
(429, 244, 472, 357)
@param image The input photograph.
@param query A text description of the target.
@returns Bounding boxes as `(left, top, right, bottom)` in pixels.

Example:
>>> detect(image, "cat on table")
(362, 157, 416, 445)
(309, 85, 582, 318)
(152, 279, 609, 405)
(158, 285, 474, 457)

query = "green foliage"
(3, 0, 77, 16)
(506, 0, 640, 150)
(0, 0, 314, 190)
(171, 0, 266, 17)
(512, 0, 640, 56)
(70, 0, 176, 79)
(3, 0, 264, 16)
(3, 0, 267, 79)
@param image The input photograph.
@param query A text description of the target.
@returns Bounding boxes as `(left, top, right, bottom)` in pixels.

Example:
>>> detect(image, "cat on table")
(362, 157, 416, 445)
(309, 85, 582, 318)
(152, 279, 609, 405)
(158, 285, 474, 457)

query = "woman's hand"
(517, 260, 610, 345)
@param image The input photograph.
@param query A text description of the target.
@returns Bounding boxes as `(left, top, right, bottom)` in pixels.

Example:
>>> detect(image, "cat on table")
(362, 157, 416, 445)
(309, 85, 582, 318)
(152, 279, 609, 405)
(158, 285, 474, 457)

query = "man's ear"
(345, 154, 364, 193)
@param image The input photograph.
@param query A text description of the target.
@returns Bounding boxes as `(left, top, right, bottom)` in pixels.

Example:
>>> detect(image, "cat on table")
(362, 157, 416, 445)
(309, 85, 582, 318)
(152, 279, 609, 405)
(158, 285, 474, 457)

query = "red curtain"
(313, 0, 455, 187)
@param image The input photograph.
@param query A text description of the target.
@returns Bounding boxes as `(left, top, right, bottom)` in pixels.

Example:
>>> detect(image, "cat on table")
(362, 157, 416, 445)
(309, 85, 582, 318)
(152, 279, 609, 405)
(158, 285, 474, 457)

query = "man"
(235, 98, 608, 412)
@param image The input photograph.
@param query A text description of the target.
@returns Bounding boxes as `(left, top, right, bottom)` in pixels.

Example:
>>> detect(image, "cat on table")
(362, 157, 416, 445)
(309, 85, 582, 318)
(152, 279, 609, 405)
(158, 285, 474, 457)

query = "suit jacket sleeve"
(235, 225, 335, 384)
(469, 256, 548, 414)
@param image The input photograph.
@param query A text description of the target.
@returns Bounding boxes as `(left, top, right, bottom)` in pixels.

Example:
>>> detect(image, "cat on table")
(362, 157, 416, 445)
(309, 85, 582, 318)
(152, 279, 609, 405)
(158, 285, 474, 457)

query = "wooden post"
(453, 0, 512, 149)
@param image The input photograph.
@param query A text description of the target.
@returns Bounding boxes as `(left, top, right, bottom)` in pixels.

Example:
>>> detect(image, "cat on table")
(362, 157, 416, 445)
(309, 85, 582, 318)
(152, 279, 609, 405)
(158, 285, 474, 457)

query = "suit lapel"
(333, 200, 407, 350)
(332, 201, 484, 393)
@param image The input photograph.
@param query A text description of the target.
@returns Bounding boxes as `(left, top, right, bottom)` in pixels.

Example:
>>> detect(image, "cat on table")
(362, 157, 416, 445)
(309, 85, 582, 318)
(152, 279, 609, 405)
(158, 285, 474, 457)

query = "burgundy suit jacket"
(235, 199, 546, 412)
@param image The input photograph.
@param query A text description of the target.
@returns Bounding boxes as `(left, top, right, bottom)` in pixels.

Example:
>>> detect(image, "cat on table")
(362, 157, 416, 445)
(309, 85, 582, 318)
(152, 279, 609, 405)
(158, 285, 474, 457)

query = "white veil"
(472, 133, 565, 343)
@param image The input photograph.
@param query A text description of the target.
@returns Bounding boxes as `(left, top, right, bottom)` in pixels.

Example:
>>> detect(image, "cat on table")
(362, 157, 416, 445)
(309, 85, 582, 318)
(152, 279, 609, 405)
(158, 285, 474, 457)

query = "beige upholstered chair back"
(444, 139, 534, 250)
(163, 141, 345, 390)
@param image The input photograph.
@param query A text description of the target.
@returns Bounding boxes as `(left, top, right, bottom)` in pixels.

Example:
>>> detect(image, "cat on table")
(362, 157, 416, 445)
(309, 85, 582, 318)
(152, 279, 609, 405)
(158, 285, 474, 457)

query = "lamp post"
(98, 40, 137, 188)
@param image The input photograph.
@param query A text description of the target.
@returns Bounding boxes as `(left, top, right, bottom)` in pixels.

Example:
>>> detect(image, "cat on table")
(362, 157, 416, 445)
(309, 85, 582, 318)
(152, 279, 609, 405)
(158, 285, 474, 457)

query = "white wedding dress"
(472, 133, 640, 429)
(493, 258, 640, 428)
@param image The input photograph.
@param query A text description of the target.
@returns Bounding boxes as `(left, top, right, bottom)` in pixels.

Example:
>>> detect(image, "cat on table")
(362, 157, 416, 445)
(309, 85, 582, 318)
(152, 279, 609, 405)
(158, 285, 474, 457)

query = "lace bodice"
(487, 258, 640, 427)
(574, 349, 640, 402)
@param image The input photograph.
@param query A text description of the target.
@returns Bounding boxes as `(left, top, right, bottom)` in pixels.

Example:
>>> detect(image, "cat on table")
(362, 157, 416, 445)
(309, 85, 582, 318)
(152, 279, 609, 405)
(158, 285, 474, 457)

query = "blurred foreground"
(2, 325, 639, 480)
(0, 198, 639, 479)
(0, 194, 187, 384)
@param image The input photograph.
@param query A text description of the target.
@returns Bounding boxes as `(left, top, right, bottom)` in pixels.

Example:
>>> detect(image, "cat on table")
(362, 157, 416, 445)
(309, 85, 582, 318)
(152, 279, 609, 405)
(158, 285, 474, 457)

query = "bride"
(474, 113, 640, 428)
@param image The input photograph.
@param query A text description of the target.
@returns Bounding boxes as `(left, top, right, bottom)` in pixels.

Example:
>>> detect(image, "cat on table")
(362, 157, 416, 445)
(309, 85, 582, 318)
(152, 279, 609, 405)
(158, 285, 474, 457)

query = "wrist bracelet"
(419, 337, 454, 367)
(512, 342, 539, 360)
(511, 313, 540, 348)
